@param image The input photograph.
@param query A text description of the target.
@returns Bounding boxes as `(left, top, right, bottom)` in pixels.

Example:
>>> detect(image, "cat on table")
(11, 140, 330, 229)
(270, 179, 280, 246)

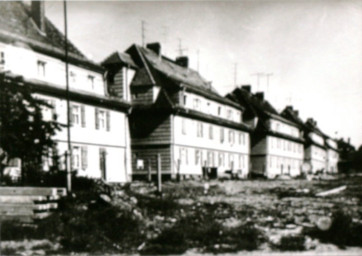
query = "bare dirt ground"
(1, 174, 362, 255)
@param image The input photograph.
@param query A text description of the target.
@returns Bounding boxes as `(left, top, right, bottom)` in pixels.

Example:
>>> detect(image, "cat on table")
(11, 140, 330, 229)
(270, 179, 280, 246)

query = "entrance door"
(100, 148, 106, 180)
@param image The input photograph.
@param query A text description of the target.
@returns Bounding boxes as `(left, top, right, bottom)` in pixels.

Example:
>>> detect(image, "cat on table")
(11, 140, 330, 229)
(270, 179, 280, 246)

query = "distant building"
(102, 43, 251, 179)
(227, 86, 304, 178)
(281, 107, 328, 174)
(0, 1, 132, 182)
(324, 136, 339, 173)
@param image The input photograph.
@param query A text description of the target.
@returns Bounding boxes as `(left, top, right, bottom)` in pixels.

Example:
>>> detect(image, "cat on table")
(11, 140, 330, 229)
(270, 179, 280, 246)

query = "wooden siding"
(131, 86, 154, 104)
(130, 114, 171, 144)
(108, 67, 124, 98)
(131, 145, 171, 174)
(251, 135, 267, 155)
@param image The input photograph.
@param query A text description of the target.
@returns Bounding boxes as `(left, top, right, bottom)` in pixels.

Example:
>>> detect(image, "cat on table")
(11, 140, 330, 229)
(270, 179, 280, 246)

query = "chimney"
(31, 1, 45, 33)
(255, 92, 264, 101)
(348, 137, 351, 144)
(146, 42, 161, 55)
(307, 118, 317, 126)
(286, 105, 293, 111)
(294, 110, 299, 116)
(176, 56, 189, 68)
(241, 85, 251, 93)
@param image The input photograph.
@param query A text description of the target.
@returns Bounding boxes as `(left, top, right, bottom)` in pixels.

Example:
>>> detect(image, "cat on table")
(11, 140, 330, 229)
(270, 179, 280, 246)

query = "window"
(0, 51, 5, 65)
(182, 118, 186, 135)
(37, 60, 46, 77)
(207, 102, 211, 114)
(193, 98, 200, 110)
(218, 106, 221, 116)
(288, 142, 291, 151)
(238, 132, 242, 145)
(220, 128, 224, 143)
(183, 95, 187, 106)
(195, 150, 201, 165)
(219, 153, 224, 166)
(209, 125, 213, 140)
(95, 109, 110, 131)
(180, 148, 188, 165)
(88, 75, 95, 89)
(81, 146, 88, 170)
(197, 122, 203, 137)
(228, 130, 234, 144)
(229, 154, 234, 169)
(277, 138, 280, 148)
(227, 109, 232, 119)
(71, 105, 80, 126)
(72, 146, 80, 170)
(239, 155, 243, 168)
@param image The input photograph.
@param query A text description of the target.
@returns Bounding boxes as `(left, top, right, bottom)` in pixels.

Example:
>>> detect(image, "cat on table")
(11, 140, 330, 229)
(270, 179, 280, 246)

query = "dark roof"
(102, 51, 138, 69)
(118, 44, 243, 110)
(280, 106, 306, 129)
(0, 1, 102, 72)
(226, 87, 297, 128)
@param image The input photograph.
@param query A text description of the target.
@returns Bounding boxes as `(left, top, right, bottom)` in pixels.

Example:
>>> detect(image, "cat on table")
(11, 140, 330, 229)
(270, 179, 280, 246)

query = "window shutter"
(69, 104, 74, 126)
(106, 110, 110, 131)
(81, 146, 88, 170)
(95, 108, 99, 129)
(81, 105, 86, 128)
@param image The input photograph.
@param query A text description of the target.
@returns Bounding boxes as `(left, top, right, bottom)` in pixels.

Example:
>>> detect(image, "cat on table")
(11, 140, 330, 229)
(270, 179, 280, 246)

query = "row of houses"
(0, 1, 341, 183)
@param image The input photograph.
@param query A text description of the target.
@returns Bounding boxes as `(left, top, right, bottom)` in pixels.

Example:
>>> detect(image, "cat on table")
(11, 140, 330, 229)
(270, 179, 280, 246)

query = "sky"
(44, 0, 362, 148)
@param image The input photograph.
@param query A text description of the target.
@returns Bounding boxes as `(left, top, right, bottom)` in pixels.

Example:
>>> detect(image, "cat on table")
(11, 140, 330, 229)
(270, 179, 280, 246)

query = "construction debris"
(316, 185, 347, 197)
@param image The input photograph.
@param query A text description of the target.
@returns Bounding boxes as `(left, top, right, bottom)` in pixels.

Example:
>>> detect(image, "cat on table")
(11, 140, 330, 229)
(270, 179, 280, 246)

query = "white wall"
(270, 119, 300, 138)
(0, 42, 104, 95)
(266, 136, 304, 177)
(182, 91, 242, 123)
(172, 115, 250, 177)
(34, 89, 130, 182)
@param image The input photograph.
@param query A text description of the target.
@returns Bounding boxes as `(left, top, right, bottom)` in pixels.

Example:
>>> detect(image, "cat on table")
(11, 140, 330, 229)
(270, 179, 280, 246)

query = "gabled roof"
(102, 51, 138, 69)
(226, 87, 297, 128)
(120, 44, 243, 110)
(0, 1, 102, 72)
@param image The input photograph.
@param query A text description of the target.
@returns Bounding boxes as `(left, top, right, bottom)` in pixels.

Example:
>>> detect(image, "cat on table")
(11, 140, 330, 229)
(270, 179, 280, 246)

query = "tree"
(0, 73, 61, 184)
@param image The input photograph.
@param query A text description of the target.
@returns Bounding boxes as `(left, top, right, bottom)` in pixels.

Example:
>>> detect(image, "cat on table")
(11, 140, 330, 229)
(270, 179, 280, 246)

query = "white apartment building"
(102, 43, 251, 179)
(0, 1, 132, 182)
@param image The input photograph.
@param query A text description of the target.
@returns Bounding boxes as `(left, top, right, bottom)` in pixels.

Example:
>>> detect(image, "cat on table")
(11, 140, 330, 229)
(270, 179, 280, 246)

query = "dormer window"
(37, 60, 46, 77)
(87, 75, 95, 89)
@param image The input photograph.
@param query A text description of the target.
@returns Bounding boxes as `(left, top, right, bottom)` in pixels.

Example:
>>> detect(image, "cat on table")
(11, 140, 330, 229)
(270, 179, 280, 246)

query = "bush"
(305, 210, 362, 248)
(136, 194, 180, 216)
(142, 202, 265, 254)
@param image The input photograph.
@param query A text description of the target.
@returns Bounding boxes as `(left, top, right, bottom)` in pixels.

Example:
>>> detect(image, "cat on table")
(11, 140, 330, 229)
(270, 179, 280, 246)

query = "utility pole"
(177, 38, 187, 56)
(251, 72, 264, 91)
(162, 25, 168, 55)
(234, 63, 238, 86)
(64, 0, 72, 192)
(141, 20, 146, 47)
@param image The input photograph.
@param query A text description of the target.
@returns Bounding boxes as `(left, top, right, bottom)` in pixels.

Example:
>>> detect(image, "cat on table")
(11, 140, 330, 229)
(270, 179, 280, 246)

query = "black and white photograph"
(0, 0, 361, 255)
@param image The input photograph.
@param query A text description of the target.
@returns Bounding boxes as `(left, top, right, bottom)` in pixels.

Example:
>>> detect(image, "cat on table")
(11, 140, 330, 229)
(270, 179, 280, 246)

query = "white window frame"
(37, 60, 46, 78)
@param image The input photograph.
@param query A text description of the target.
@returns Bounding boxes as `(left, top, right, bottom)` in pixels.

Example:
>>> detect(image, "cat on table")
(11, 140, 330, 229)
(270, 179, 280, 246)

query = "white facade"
(266, 136, 304, 177)
(1, 42, 131, 183)
(182, 92, 242, 123)
(172, 115, 250, 178)
(326, 139, 339, 173)
(305, 144, 327, 173)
